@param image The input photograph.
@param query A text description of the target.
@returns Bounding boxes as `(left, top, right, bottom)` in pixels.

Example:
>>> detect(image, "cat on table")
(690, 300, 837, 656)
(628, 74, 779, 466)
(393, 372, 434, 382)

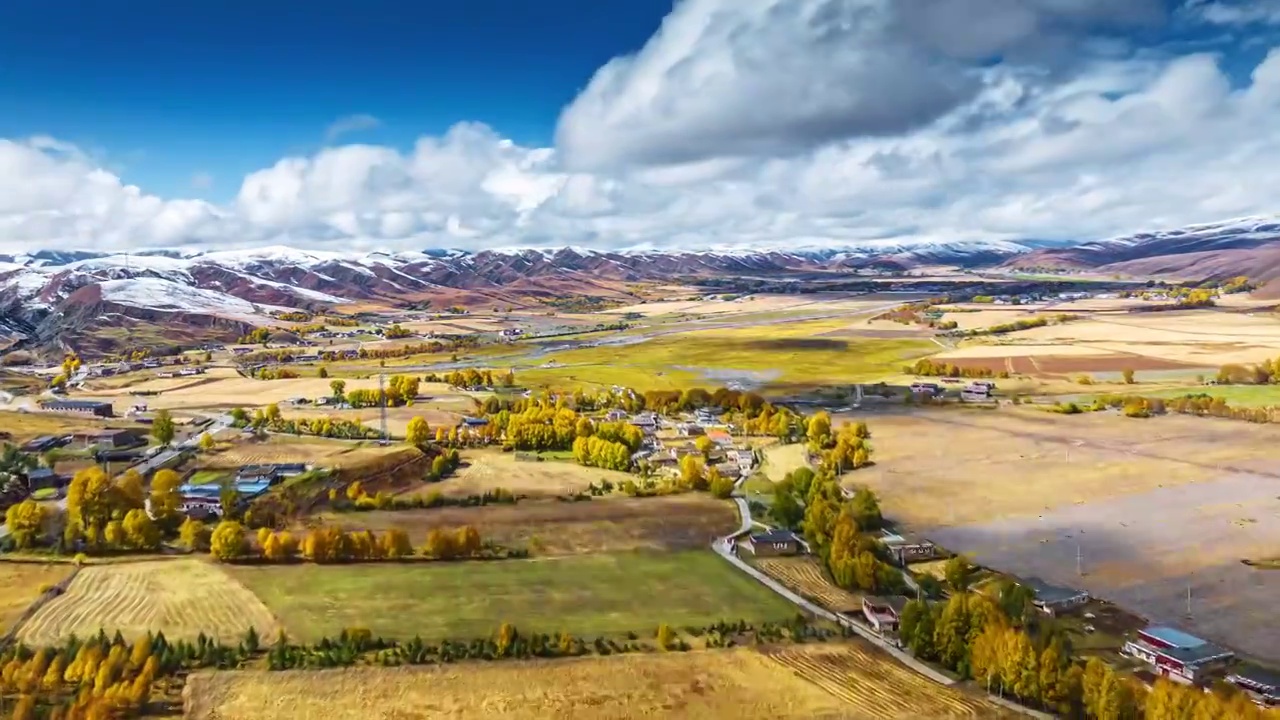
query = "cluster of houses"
(619, 408, 759, 477)
(908, 380, 996, 403)
(171, 462, 309, 519)
(154, 367, 206, 379)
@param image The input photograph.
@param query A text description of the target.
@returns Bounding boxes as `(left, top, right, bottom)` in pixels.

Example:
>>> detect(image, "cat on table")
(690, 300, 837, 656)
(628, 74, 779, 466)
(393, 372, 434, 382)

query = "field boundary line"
(0, 564, 80, 651)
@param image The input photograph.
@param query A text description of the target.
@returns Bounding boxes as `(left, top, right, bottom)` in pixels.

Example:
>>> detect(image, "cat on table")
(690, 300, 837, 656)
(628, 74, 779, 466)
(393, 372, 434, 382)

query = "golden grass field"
(433, 450, 636, 498)
(0, 562, 76, 633)
(754, 557, 863, 613)
(759, 443, 810, 479)
(315, 494, 738, 556)
(956, 309, 1280, 366)
(197, 435, 411, 471)
(600, 292, 916, 318)
(0, 410, 148, 444)
(17, 559, 280, 645)
(844, 408, 1280, 528)
(185, 643, 1012, 720)
(77, 371, 444, 411)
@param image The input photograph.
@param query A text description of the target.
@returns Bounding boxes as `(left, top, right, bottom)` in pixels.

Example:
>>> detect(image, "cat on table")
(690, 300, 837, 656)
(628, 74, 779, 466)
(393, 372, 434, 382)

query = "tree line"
(201, 520, 501, 563)
(896, 587, 1272, 719)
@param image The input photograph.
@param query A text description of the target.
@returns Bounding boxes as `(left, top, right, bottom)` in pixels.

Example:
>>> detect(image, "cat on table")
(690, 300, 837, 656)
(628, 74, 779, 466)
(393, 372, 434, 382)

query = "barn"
(1122, 626, 1235, 685)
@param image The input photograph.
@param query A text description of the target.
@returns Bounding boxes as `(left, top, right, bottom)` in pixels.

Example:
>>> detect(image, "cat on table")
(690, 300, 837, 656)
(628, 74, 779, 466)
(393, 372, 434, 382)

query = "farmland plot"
(762, 644, 1016, 719)
(755, 557, 862, 612)
(17, 559, 280, 644)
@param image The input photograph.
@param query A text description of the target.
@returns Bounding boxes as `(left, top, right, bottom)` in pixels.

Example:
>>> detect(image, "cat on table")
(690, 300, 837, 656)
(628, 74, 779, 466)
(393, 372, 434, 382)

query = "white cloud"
(1192, 0, 1280, 26)
(324, 113, 383, 144)
(0, 0, 1277, 255)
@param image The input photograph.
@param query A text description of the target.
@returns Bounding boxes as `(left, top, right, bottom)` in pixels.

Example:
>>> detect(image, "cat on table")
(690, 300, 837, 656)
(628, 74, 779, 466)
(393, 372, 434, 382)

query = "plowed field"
(762, 644, 1016, 719)
(755, 557, 862, 612)
(17, 559, 280, 644)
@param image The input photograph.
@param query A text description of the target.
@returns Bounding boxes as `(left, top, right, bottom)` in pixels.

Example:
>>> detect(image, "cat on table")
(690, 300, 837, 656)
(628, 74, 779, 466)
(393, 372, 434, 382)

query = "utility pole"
(1186, 584, 1193, 617)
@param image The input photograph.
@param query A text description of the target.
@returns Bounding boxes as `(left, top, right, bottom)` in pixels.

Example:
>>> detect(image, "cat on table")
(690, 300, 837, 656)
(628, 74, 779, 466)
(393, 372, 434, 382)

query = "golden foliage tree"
(4, 499, 47, 549)
(209, 520, 248, 561)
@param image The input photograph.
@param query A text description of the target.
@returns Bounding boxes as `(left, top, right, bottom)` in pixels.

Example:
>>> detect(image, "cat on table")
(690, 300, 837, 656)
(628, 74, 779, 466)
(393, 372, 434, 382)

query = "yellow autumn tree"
(209, 520, 247, 561)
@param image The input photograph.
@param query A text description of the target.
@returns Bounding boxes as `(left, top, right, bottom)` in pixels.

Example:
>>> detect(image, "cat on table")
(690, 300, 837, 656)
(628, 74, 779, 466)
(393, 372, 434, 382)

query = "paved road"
(711, 474, 958, 686)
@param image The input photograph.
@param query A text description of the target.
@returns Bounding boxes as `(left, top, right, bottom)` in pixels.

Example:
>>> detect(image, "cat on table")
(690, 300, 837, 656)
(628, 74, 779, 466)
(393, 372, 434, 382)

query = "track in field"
(755, 557, 862, 612)
(17, 559, 281, 645)
(762, 645, 1012, 719)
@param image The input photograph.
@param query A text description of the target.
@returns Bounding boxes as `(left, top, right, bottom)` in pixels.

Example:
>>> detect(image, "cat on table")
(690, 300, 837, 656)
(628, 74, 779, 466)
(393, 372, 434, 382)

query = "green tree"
(655, 624, 676, 651)
(318, 366, 329, 379)
(152, 409, 176, 447)
(1121, 368, 1135, 384)
(806, 411, 832, 447)
(197, 432, 216, 452)
(330, 379, 347, 403)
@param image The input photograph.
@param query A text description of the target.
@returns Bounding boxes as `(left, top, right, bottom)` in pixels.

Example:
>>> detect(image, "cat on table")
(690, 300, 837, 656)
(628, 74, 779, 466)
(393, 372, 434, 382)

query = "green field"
(188, 470, 231, 485)
(510, 331, 933, 392)
(229, 551, 796, 642)
(1139, 384, 1280, 407)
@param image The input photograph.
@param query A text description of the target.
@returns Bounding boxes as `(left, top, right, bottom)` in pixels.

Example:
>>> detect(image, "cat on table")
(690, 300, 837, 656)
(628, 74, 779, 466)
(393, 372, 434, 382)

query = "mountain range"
(2, 214, 1278, 356)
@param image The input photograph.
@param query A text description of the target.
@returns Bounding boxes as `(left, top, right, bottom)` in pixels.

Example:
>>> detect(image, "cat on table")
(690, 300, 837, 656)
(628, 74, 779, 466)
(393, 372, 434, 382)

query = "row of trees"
(572, 435, 632, 471)
(806, 413, 872, 473)
(435, 368, 515, 389)
(205, 520, 486, 563)
(909, 358, 1002, 379)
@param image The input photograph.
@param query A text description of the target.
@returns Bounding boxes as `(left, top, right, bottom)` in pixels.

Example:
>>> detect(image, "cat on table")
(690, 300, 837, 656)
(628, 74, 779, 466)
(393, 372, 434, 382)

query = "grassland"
(1140, 383, 1280, 406)
(187, 642, 1011, 720)
(424, 449, 637, 498)
(17, 559, 281, 644)
(759, 442, 809, 479)
(197, 435, 411, 472)
(511, 331, 933, 393)
(314, 494, 738, 556)
(0, 562, 75, 633)
(228, 551, 795, 642)
(0, 410, 147, 444)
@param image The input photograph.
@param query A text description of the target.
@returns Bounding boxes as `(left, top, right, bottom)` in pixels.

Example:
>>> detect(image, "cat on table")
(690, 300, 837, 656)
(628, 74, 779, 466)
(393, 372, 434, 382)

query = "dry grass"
(847, 408, 1280, 528)
(312, 494, 738, 556)
(0, 562, 76, 633)
(186, 643, 1001, 720)
(0, 410, 149, 444)
(17, 559, 280, 644)
(198, 435, 408, 471)
(760, 443, 810, 479)
(755, 557, 863, 613)
(77, 373, 452, 411)
(427, 450, 636, 498)
(600, 293, 911, 318)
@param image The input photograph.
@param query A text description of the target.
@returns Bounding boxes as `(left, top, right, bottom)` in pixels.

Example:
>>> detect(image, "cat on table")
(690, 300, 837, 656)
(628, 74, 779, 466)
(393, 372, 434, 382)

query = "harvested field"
(227, 551, 794, 642)
(846, 409, 1280, 527)
(186, 645, 907, 720)
(314, 494, 738, 556)
(76, 373, 450, 411)
(426, 450, 636, 498)
(0, 562, 75, 633)
(17, 559, 280, 644)
(942, 353, 1195, 375)
(198, 436, 410, 471)
(755, 557, 862, 613)
(762, 644, 1015, 719)
(929, 473, 1280, 664)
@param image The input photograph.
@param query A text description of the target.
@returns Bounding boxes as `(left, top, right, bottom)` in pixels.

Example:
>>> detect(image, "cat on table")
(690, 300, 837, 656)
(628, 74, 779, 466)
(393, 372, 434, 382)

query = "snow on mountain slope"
(98, 278, 291, 316)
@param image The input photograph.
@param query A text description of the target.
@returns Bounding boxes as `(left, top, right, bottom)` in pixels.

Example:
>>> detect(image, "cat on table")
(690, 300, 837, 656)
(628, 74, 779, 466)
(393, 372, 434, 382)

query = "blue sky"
(0, 0, 670, 201)
(1, 0, 1279, 254)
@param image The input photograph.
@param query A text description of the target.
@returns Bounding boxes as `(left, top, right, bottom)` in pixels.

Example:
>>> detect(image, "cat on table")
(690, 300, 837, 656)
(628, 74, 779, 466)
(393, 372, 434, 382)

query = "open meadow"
(16, 559, 281, 645)
(77, 371, 414, 411)
(185, 642, 1014, 720)
(0, 409, 148, 444)
(850, 408, 1280, 663)
(425, 450, 638, 498)
(227, 551, 793, 642)
(0, 562, 75, 633)
(314, 494, 738, 556)
(197, 435, 418, 477)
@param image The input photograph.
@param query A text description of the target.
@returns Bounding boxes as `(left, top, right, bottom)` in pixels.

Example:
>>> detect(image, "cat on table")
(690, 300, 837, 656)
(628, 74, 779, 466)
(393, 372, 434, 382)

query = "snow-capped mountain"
(1003, 215, 1280, 279)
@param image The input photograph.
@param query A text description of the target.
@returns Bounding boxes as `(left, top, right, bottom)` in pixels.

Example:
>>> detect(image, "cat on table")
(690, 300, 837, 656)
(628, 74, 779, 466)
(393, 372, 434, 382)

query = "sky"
(1, 0, 1280, 254)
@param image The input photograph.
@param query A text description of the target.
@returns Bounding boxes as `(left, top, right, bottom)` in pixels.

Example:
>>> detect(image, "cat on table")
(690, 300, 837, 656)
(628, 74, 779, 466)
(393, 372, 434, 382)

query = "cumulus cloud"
(1192, 0, 1280, 26)
(555, 0, 1164, 171)
(0, 0, 1278, 255)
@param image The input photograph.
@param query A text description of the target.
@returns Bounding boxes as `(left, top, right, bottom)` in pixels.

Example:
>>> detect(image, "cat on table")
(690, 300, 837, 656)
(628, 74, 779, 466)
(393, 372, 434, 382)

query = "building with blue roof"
(1123, 625, 1234, 686)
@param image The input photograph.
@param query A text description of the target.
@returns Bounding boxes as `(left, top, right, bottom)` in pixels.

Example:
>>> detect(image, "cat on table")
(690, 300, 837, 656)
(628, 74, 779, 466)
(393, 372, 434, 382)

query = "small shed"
(1025, 576, 1090, 616)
